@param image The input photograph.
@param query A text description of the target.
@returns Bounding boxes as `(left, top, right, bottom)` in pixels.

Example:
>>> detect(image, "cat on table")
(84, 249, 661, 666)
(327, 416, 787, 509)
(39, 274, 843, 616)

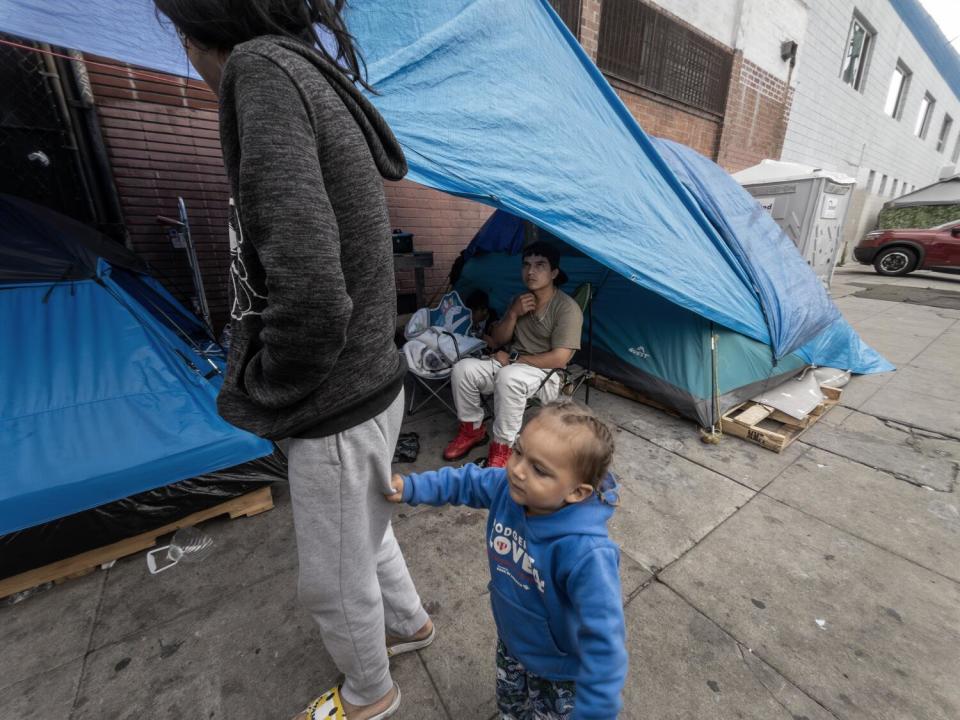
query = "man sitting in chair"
(444, 241, 584, 467)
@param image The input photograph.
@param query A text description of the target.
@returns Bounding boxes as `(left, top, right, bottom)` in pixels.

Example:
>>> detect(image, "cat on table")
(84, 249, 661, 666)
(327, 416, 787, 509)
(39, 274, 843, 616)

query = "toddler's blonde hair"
(527, 398, 615, 488)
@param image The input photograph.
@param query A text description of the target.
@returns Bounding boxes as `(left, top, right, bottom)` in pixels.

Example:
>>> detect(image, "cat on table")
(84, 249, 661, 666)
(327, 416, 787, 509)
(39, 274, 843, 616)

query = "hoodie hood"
(229, 35, 407, 181)
(526, 472, 620, 541)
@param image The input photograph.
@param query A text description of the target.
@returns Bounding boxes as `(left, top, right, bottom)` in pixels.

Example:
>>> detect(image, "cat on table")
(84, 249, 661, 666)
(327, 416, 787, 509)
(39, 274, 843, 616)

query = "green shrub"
(877, 204, 960, 229)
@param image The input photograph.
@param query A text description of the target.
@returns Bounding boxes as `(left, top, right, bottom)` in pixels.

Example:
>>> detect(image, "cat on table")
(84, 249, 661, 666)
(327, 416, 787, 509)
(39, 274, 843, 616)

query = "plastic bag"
(393, 432, 420, 463)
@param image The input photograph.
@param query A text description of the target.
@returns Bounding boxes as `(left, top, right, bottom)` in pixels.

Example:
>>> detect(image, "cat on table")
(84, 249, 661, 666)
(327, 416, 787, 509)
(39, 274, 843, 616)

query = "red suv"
(854, 219, 960, 276)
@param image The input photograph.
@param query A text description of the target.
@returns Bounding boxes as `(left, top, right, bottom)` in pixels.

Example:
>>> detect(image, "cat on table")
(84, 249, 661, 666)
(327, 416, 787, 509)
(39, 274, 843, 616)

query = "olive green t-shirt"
(510, 290, 583, 356)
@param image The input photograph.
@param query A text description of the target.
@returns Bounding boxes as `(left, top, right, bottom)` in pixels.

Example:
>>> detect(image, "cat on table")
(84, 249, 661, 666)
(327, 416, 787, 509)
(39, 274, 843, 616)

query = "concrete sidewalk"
(3, 266, 959, 720)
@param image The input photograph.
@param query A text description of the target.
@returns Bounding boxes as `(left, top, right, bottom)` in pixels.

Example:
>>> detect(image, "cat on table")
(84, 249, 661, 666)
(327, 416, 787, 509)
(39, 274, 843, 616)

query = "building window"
(953, 133, 960, 163)
(866, 169, 876, 191)
(915, 93, 935, 138)
(891, 179, 899, 196)
(547, 0, 582, 38)
(841, 14, 874, 91)
(937, 114, 953, 153)
(883, 61, 911, 119)
(596, 0, 734, 115)
(878, 174, 888, 195)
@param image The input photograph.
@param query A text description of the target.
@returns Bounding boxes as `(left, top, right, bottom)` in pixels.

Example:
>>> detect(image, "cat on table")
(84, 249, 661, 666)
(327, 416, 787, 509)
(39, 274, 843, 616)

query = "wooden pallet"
(590, 373, 842, 454)
(0, 486, 274, 600)
(589, 374, 681, 417)
(721, 385, 842, 453)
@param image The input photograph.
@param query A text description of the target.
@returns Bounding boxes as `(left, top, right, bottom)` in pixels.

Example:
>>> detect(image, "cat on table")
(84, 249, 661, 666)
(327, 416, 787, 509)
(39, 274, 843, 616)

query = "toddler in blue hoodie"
(387, 399, 627, 719)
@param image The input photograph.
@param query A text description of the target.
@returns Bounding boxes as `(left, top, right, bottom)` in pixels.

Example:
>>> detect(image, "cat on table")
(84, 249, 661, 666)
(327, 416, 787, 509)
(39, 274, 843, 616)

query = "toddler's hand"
(386, 474, 405, 503)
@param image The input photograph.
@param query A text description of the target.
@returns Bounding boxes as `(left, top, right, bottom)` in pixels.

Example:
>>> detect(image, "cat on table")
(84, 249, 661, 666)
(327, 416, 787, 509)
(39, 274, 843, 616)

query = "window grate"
(596, 0, 732, 115)
(547, 0, 582, 39)
(0, 35, 93, 222)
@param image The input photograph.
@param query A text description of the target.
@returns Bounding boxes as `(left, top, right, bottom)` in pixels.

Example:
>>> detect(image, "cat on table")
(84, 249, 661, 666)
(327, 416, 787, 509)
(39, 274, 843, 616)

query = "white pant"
(451, 358, 562, 444)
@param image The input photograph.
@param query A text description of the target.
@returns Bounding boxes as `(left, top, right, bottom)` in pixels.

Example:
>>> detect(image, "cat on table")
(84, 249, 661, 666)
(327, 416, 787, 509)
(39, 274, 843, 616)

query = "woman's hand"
(386, 474, 405, 503)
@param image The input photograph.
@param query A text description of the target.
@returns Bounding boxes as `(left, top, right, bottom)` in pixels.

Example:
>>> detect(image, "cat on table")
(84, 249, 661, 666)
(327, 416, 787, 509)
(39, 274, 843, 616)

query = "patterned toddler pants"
(496, 640, 576, 720)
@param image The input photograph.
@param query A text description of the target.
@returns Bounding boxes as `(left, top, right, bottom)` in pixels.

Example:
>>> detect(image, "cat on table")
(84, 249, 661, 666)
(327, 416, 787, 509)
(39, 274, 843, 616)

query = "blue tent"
(0, 0, 891, 426)
(0, 195, 273, 535)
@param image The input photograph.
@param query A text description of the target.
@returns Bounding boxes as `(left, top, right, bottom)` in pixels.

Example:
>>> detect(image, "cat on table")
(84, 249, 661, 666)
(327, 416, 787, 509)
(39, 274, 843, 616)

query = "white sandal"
(301, 683, 401, 720)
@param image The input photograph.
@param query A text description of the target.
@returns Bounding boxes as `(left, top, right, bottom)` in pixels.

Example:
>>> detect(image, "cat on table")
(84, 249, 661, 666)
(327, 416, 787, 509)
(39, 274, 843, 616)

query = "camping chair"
(527, 281, 596, 407)
(403, 291, 486, 416)
(478, 281, 596, 422)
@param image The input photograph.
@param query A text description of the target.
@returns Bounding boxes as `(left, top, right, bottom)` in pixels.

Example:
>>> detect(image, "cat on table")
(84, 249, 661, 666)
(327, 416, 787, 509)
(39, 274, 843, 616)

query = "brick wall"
(716, 53, 794, 173)
(86, 57, 232, 332)
(384, 180, 493, 306)
(612, 80, 723, 158)
(579, 0, 602, 60)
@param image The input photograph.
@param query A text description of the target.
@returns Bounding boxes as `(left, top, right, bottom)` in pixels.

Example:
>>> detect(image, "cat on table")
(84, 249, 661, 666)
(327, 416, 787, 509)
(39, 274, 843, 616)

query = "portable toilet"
(733, 160, 856, 288)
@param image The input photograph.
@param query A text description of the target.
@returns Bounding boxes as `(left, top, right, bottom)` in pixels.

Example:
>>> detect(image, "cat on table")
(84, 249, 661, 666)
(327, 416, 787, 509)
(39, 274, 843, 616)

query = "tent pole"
(711, 327, 721, 433)
(586, 283, 593, 405)
(701, 323, 723, 444)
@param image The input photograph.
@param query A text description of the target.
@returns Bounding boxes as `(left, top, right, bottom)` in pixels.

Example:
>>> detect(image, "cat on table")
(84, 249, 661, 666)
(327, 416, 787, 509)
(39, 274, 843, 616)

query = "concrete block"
(766, 448, 959, 580)
(800, 409, 959, 491)
(0, 570, 102, 688)
(74, 572, 342, 720)
(390, 655, 449, 720)
(838, 373, 891, 411)
(90, 490, 298, 650)
(662, 496, 960, 720)
(622, 583, 835, 720)
(910, 336, 960, 373)
(396, 506, 497, 720)
(607, 430, 754, 572)
(859, 385, 960, 437)
(885, 363, 960, 401)
(0, 661, 81, 720)
(588, 388, 807, 491)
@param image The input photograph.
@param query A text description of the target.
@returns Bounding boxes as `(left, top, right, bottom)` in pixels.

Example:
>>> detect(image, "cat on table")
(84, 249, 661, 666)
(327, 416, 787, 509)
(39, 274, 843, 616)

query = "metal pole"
(586, 284, 593, 405)
(178, 197, 213, 335)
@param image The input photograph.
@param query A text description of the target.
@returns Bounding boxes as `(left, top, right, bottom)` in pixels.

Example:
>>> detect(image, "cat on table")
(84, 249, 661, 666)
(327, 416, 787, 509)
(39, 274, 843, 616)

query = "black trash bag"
(0, 449, 286, 580)
(393, 432, 420, 463)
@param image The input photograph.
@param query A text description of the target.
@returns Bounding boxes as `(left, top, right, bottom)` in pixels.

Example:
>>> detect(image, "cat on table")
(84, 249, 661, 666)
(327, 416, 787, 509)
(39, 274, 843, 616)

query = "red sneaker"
(486, 441, 513, 468)
(443, 421, 488, 461)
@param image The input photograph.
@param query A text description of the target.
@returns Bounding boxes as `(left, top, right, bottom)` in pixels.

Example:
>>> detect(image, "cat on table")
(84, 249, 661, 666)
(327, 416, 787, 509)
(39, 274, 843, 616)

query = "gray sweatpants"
(287, 389, 428, 706)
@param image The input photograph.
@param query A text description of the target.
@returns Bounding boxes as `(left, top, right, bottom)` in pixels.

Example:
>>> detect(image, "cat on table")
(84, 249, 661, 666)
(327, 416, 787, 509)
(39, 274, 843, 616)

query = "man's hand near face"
(509, 293, 536, 319)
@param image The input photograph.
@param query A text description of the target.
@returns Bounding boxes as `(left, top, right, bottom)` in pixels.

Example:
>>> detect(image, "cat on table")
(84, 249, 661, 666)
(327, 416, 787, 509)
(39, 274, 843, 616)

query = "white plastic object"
(813, 367, 851, 388)
(750, 371, 825, 420)
(146, 526, 214, 575)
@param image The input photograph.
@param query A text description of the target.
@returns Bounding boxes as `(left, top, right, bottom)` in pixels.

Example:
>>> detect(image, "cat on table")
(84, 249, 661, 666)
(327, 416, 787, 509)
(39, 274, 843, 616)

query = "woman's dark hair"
(154, 0, 373, 92)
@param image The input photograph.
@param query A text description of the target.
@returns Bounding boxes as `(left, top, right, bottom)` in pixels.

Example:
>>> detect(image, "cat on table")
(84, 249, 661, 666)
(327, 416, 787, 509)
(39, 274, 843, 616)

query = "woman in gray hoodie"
(152, 2, 433, 718)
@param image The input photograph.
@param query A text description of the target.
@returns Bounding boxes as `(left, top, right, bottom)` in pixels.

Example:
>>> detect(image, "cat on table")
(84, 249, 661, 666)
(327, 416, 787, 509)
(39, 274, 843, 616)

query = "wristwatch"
(509, 351, 520, 364)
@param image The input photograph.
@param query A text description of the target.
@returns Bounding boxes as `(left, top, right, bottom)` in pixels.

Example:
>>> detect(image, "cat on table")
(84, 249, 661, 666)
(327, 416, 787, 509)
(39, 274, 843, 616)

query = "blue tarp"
(0, 195, 273, 535)
(0, 0, 892, 375)
(0, 268, 272, 534)
(651, 139, 890, 374)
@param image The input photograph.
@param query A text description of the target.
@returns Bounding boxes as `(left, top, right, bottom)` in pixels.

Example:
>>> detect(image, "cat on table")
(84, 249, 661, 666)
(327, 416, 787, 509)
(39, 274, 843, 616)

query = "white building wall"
(781, 0, 960, 249)
(733, 0, 809, 83)
(648, 0, 740, 48)
(652, 0, 808, 82)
